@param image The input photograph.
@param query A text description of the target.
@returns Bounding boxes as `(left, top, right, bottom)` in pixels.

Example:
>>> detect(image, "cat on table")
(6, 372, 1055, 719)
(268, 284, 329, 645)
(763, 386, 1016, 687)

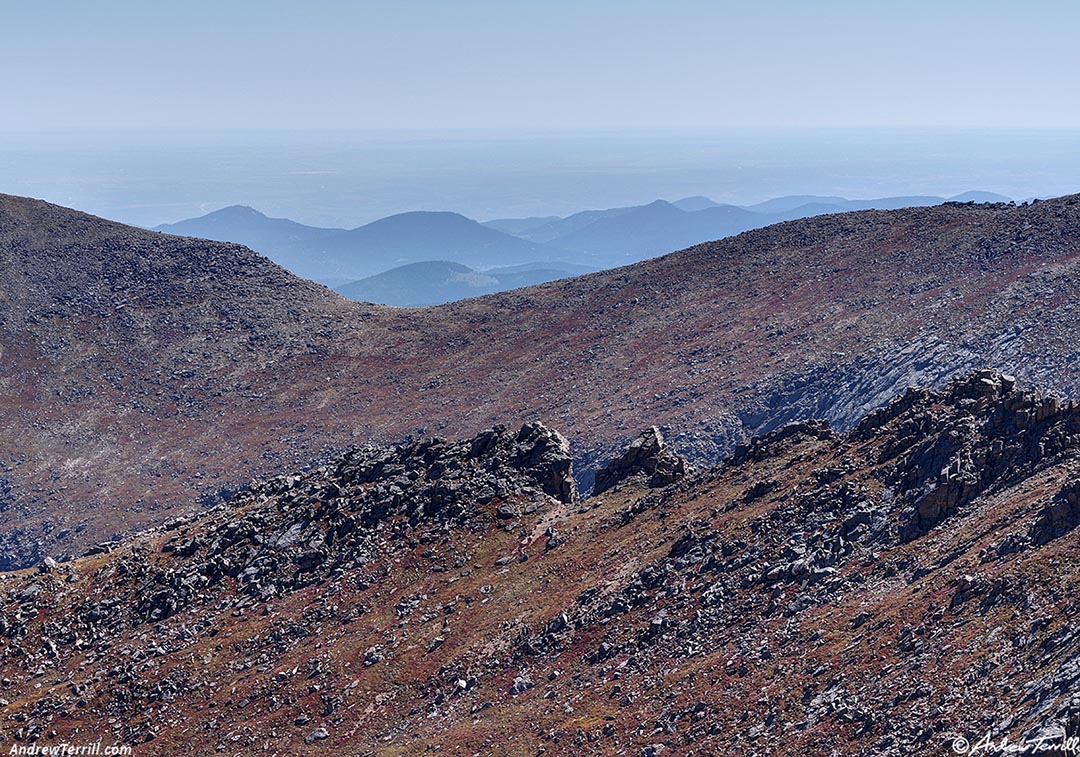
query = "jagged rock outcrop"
(147, 422, 576, 616)
(592, 427, 689, 494)
(1029, 480, 1080, 546)
(852, 369, 1080, 541)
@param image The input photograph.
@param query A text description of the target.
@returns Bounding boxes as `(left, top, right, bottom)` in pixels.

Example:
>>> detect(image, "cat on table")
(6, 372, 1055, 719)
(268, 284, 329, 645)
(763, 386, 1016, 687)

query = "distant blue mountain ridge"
(154, 190, 1013, 304)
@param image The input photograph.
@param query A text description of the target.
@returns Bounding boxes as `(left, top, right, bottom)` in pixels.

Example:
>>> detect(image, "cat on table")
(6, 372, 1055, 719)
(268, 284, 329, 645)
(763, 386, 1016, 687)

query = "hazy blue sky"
(3, 0, 1079, 130)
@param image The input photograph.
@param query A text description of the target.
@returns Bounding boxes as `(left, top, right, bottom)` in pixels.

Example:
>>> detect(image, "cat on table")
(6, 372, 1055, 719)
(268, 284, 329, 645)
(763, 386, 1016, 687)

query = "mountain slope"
(0, 193, 370, 566)
(3, 193, 1080, 567)
(4, 373, 1080, 754)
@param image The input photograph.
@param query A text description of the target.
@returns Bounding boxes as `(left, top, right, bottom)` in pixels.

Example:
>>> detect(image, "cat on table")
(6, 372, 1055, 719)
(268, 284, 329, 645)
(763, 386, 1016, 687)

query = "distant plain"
(2, 128, 1078, 229)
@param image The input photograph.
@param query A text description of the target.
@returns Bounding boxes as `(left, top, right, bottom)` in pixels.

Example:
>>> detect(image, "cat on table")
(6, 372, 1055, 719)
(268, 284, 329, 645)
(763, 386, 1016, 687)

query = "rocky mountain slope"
(0, 193, 364, 567)
(3, 192, 1080, 568)
(3, 372, 1080, 755)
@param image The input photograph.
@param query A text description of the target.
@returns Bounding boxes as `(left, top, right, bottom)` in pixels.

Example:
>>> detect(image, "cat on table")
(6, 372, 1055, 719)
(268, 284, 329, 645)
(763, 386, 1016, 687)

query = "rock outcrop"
(593, 427, 689, 494)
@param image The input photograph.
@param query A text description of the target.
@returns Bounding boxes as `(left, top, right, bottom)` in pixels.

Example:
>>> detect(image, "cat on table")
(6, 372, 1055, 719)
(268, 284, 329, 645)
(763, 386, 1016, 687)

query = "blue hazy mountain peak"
(156, 189, 1015, 298)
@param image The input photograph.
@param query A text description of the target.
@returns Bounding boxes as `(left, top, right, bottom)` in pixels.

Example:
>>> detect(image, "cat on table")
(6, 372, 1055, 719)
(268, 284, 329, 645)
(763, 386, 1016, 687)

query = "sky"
(2, 1, 1078, 226)
(3, 0, 1080, 131)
